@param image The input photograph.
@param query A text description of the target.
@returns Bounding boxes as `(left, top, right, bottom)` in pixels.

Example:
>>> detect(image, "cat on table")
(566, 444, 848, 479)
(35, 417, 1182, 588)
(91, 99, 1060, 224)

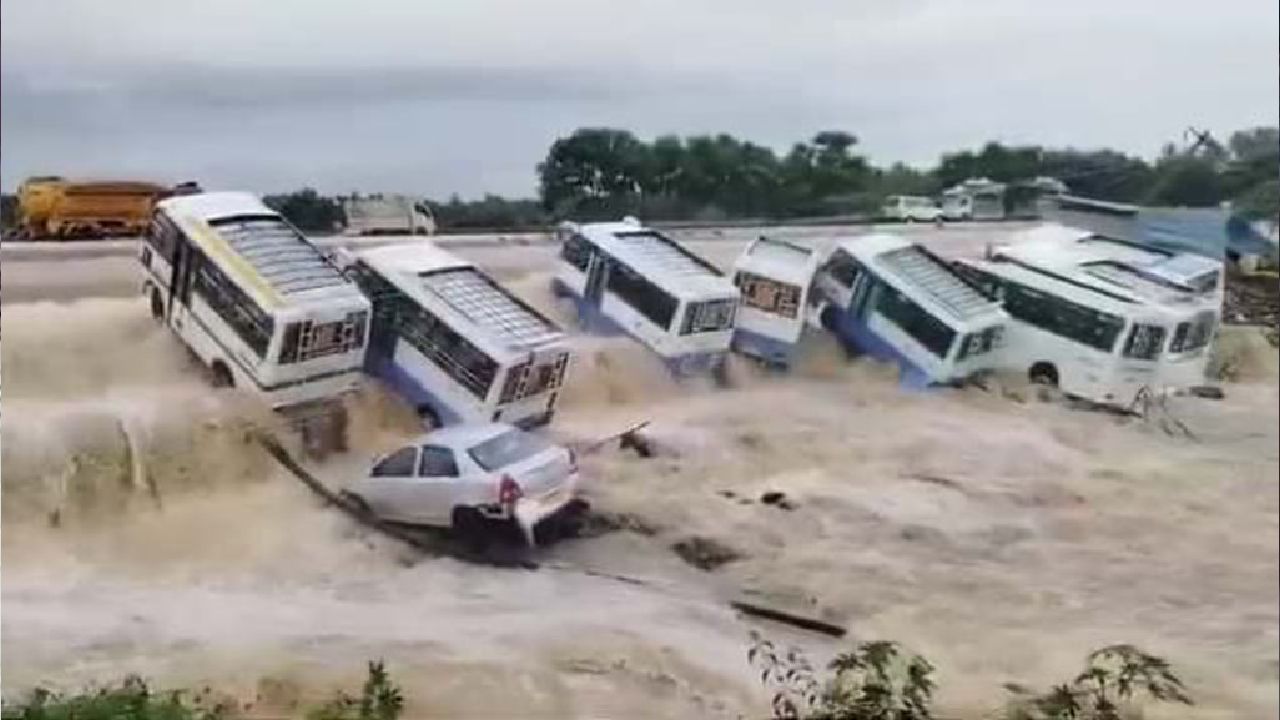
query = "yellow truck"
(11, 177, 198, 241)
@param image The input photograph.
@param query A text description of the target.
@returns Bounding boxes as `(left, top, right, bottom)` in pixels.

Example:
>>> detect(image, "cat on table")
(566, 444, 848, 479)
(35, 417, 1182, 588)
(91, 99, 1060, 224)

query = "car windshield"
(468, 429, 552, 472)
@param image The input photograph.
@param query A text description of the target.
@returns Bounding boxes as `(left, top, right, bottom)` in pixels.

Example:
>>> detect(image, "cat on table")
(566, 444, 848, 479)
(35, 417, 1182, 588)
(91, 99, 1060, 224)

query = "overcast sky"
(2, 0, 1277, 197)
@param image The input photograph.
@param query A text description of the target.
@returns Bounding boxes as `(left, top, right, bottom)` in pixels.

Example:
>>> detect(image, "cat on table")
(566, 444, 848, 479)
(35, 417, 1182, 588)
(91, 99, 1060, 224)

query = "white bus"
(551, 217, 739, 379)
(335, 242, 573, 429)
(812, 233, 1009, 388)
(138, 192, 371, 453)
(951, 224, 1223, 406)
(729, 236, 820, 368)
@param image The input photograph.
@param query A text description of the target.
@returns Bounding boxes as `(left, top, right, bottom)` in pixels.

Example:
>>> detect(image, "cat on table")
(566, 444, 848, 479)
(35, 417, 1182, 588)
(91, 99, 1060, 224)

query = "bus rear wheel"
(1028, 362, 1059, 387)
(210, 361, 235, 389)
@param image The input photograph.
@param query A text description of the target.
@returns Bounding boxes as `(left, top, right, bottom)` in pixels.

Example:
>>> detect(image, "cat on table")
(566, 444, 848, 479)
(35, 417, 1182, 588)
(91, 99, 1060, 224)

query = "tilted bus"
(729, 236, 820, 368)
(335, 242, 573, 429)
(551, 217, 738, 379)
(951, 224, 1222, 405)
(812, 234, 1009, 387)
(138, 192, 370, 453)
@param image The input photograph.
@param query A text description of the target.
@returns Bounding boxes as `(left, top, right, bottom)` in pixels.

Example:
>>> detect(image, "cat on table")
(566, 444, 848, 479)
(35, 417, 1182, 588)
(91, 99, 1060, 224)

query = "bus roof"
(837, 234, 1004, 324)
(159, 192, 358, 309)
(734, 236, 819, 285)
(960, 256, 1144, 316)
(995, 224, 1220, 304)
(575, 221, 737, 299)
(354, 242, 565, 352)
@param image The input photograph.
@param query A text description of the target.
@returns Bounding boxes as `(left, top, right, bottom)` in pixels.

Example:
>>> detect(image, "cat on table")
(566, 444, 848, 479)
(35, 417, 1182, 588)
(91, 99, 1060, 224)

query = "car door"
(415, 444, 464, 525)
(361, 445, 420, 522)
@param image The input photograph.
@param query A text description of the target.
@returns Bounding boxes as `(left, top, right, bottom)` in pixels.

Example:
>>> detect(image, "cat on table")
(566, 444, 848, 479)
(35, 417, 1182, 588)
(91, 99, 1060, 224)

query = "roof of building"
(574, 220, 737, 299)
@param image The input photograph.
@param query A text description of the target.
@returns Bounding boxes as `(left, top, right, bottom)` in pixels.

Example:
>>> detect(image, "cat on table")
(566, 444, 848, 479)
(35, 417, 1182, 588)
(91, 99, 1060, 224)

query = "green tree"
(1222, 126, 1279, 221)
(537, 128, 648, 218)
(875, 163, 936, 199)
(1038, 149, 1153, 202)
(264, 188, 344, 233)
(934, 142, 1043, 189)
(1144, 153, 1227, 207)
(1, 192, 16, 229)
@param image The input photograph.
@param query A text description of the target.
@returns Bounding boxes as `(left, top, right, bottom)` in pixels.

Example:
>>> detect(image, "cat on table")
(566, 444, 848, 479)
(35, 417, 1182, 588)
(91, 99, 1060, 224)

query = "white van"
(882, 196, 942, 223)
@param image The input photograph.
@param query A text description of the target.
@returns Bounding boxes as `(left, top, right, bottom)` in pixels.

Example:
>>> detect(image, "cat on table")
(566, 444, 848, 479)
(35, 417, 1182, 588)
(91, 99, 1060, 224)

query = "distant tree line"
(3, 126, 1274, 233)
(537, 125, 1279, 223)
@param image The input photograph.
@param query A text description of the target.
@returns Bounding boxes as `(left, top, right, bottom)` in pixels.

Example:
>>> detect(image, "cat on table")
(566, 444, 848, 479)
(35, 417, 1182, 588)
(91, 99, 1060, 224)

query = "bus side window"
(1169, 322, 1190, 353)
(148, 213, 179, 263)
(1123, 324, 1167, 360)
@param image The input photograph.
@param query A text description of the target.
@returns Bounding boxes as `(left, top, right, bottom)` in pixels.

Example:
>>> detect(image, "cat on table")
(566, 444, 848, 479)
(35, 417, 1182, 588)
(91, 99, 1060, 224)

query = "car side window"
(419, 445, 459, 478)
(371, 446, 418, 477)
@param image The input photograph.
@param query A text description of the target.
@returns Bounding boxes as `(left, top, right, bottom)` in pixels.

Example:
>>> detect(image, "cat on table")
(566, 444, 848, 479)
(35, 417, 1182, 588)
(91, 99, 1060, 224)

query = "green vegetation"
(750, 632, 935, 719)
(306, 662, 404, 720)
(749, 634, 1194, 720)
(2, 663, 405, 720)
(0, 676, 234, 720)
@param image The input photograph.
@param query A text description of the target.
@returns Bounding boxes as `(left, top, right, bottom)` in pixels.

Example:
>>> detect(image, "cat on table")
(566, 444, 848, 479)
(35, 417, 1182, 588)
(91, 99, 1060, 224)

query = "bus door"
(584, 252, 609, 307)
(167, 235, 196, 326)
(848, 272, 876, 320)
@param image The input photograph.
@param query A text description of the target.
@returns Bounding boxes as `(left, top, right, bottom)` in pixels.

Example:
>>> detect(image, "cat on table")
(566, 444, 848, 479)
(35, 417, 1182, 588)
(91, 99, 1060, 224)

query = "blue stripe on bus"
(828, 308, 932, 390)
(731, 328, 797, 368)
(366, 348, 554, 430)
(365, 349, 465, 426)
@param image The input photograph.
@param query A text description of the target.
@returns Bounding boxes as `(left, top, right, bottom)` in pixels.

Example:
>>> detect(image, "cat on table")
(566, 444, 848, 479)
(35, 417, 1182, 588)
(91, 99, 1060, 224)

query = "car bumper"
(512, 474, 582, 531)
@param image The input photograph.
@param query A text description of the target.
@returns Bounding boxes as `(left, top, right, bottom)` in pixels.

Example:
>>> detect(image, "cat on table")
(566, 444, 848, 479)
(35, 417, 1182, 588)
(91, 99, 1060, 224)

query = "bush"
(1005, 644, 1192, 720)
(0, 676, 233, 720)
(749, 632, 935, 719)
(2, 663, 404, 720)
(307, 661, 404, 720)
(749, 635, 1193, 720)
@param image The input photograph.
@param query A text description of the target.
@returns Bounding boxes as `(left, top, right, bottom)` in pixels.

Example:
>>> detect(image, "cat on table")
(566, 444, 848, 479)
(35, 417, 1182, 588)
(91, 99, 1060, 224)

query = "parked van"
(882, 195, 942, 223)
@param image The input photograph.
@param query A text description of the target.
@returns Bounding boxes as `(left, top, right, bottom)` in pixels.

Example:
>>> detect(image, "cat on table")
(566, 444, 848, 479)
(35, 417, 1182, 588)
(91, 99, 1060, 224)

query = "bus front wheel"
(1028, 362, 1059, 387)
(819, 305, 841, 333)
(416, 404, 442, 430)
(149, 287, 165, 320)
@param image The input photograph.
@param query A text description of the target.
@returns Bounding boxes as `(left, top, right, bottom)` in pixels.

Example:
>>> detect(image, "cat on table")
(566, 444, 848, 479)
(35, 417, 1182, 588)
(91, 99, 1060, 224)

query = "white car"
(344, 423, 584, 544)
(881, 195, 943, 223)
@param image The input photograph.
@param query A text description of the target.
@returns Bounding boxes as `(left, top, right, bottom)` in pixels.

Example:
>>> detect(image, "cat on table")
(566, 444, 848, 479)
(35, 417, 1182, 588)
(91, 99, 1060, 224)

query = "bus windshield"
(736, 272, 801, 319)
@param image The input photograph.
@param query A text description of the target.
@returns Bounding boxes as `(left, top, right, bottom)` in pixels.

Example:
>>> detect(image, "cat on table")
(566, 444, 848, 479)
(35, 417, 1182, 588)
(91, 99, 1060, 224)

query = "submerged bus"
(812, 234, 1009, 387)
(551, 217, 739, 378)
(730, 236, 820, 368)
(138, 192, 371, 454)
(336, 242, 573, 429)
(952, 224, 1222, 405)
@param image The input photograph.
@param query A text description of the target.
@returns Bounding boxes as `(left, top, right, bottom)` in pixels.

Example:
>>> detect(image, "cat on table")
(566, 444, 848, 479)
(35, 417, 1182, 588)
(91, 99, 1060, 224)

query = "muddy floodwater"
(2, 266, 1278, 718)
